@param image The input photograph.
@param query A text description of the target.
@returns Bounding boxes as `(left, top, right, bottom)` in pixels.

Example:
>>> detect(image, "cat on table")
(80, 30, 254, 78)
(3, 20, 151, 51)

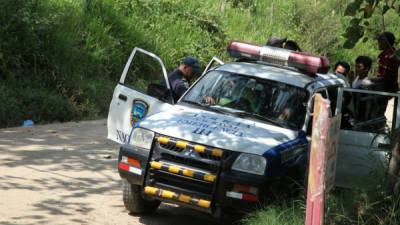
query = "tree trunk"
(386, 129, 400, 197)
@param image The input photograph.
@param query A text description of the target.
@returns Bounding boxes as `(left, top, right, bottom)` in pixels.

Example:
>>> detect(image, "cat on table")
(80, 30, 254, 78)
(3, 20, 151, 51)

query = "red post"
(305, 94, 339, 225)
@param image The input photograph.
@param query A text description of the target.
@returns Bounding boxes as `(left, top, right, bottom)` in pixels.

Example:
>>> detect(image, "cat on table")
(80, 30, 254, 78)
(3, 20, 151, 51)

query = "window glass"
(341, 90, 394, 134)
(124, 52, 167, 99)
(183, 70, 309, 129)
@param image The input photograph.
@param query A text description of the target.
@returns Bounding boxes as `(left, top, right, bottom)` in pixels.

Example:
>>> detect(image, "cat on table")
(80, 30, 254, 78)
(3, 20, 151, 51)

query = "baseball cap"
(182, 56, 202, 75)
(266, 36, 287, 46)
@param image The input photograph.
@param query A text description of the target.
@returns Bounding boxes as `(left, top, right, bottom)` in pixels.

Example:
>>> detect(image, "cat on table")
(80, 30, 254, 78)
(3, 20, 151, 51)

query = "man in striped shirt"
(371, 32, 400, 93)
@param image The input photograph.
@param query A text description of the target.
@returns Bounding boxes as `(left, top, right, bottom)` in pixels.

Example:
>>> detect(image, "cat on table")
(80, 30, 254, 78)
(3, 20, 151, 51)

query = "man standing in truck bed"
(371, 32, 400, 93)
(370, 32, 400, 116)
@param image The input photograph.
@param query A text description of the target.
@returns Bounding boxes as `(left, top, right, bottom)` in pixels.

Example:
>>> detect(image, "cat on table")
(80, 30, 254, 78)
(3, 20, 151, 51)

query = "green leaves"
(363, 4, 374, 18)
(342, 0, 400, 49)
(343, 26, 364, 48)
(343, 18, 364, 48)
(349, 18, 362, 26)
(344, 0, 363, 16)
(382, 5, 390, 14)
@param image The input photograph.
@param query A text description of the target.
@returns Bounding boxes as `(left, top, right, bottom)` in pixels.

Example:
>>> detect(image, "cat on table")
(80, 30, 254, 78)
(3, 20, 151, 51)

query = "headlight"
(232, 153, 267, 175)
(129, 128, 155, 150)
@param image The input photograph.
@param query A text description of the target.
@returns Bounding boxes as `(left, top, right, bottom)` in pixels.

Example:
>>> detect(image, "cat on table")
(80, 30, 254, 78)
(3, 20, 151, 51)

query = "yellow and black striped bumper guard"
(144, 186, 211, 208)
(157, 136, 224, 157)
(150, 161, 216, 182)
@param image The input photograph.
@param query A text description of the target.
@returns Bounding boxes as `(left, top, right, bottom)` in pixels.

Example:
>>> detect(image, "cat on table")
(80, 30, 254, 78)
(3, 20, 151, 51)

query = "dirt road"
(0, 119, 219, 225)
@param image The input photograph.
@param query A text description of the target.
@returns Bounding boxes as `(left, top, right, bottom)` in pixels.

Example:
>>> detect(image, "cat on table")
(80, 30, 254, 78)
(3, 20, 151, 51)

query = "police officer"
(166, 56, 202, 102)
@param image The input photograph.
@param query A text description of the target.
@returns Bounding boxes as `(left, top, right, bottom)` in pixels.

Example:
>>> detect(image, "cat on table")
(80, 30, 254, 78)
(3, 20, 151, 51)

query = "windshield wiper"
(208, 105, 232, 114)
(181, 100, 210, 107)
(232, 111, 283, 127)
(181, 100, 228, 114)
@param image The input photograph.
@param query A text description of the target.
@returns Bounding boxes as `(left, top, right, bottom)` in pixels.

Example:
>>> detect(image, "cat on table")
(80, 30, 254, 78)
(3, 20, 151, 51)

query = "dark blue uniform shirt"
(162, 69, 190, 102)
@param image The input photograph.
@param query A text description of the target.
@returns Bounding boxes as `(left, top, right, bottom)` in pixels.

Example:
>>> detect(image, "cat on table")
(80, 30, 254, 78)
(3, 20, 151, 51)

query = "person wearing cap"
(266, 36, 287, 48)
(165, 56, 202, 102)
(370, 31, 400, 93)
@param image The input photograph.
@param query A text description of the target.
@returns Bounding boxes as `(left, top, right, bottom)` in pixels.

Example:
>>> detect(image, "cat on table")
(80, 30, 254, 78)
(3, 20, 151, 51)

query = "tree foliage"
(1, 0, 398, 127)
(343, 0, 400, 48)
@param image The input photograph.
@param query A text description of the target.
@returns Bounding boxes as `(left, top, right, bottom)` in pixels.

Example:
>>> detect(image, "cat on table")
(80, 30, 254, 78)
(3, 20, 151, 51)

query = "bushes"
(0, 82, 75, 127)
(0, 0, 395, 128)
(0, 0, 46, 75)
(0, 0, 132, 127)
(280, 0, 342, 56)
(0, 0, 231, 128)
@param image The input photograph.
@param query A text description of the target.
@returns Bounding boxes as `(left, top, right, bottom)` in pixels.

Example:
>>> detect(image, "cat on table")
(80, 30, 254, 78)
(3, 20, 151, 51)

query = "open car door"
(335, 89, 400, 189)
(107, 47, 174, 144)
(202, 57, 224, 75)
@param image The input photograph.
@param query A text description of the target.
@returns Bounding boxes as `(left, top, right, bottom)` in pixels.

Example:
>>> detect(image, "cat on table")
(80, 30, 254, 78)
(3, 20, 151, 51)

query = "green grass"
(325, 187, 400, 225)
(2, 0, 399, 127)
(241, 199, 305, 225)
(240, 186, 400, 225)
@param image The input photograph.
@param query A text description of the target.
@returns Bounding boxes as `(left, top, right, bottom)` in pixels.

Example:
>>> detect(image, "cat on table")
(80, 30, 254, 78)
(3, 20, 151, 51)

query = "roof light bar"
(227, 40, 330, 74)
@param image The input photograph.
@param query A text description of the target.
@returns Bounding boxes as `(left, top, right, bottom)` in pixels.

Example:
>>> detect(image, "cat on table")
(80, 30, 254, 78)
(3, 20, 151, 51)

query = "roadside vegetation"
(2, 0, 399, 128)
(2, 0, 400, 224)
(242, 186, 400, 225)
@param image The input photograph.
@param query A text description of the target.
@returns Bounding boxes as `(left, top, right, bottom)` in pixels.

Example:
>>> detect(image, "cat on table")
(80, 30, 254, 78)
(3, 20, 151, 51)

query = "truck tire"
(122, 180, 160, 214)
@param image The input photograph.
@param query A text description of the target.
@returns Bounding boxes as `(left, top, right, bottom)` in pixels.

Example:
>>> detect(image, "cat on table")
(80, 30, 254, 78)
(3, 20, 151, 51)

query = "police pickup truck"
(107, 41, 400, 218)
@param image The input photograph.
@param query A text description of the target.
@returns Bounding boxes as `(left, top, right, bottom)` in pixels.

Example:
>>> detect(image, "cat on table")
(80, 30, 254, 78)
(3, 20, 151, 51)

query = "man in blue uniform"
(166, 56, 202, 102)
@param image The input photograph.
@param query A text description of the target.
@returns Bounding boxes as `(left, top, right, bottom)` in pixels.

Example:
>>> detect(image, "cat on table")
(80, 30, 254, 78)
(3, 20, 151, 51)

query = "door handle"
(118, 94, 127, 101)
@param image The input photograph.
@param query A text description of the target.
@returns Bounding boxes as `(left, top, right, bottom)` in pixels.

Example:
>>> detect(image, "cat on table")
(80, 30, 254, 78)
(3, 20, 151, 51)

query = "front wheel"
(122, 180, 160, 214)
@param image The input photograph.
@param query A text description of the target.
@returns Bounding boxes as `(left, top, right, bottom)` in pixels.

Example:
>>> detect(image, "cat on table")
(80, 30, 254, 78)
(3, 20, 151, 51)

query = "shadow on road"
(0, 120, 233, 225)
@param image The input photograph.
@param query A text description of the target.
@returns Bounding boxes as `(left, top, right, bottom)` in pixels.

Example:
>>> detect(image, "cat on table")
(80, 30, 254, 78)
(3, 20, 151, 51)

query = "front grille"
(144, 134, 233, 209)
(159, 143, 183, 153)
(159, 142, 223, 161)
(160, 152, 219, 172)
(152, 170, 213, 196)
(199, 152, 221, 161)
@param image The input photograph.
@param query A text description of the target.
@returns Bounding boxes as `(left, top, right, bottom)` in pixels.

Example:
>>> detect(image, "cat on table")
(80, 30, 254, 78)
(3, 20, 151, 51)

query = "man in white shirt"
(352, 56, 373, 89)
(351, 56, 375, 122)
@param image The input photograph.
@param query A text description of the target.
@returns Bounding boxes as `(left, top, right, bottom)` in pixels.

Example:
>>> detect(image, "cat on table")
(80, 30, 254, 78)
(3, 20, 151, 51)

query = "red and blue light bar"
(227, 40, 330, 74)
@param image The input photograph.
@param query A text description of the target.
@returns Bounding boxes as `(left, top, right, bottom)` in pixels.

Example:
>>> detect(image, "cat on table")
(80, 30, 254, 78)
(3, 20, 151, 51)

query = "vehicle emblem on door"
(130, 99, 149, 127)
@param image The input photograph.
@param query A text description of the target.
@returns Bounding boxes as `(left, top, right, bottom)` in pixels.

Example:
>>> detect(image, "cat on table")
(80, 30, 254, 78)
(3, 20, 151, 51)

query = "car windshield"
(182, 70, 309, 129)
